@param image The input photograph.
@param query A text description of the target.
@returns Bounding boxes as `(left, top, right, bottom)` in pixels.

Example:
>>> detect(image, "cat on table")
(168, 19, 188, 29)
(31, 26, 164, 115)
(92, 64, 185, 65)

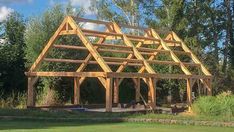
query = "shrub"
(37, 88, 63, 106)
(192, 91, 234, 118)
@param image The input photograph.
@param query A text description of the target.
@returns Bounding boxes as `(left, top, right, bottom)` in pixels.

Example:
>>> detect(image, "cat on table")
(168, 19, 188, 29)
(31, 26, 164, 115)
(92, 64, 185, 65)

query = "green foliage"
(0, 12, 26, 94)
(0, 91, 26, 109)
(193, 92, 234, 119)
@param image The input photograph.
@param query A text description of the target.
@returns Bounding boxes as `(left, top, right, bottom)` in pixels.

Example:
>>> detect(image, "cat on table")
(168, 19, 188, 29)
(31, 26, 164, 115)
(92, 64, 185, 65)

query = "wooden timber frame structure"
(25, 16, 212, 112)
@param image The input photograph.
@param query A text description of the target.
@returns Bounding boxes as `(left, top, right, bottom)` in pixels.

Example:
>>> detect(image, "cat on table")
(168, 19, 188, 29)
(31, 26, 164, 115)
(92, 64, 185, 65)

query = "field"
(0, 120, 233, 132)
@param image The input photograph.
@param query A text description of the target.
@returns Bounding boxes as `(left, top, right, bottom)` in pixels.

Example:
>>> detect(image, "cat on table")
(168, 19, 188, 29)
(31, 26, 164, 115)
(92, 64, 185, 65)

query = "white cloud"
(0, 6, 13, 22)
(70, 0, 93, 15)
(82, 23, 97, 30)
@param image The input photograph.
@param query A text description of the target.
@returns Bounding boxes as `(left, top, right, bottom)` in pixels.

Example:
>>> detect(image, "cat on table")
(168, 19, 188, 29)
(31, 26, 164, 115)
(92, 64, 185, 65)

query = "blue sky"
(0, 0, 93, 21)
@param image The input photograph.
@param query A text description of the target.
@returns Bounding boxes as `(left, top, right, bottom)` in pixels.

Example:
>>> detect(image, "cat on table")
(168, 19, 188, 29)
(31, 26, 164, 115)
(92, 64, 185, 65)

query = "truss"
(26, 16, 212, 112)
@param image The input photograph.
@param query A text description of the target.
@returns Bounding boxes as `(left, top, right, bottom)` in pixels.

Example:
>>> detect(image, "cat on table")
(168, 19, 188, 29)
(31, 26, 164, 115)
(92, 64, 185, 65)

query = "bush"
(37, 88, 63, 106)
(192, 91, 234, 118)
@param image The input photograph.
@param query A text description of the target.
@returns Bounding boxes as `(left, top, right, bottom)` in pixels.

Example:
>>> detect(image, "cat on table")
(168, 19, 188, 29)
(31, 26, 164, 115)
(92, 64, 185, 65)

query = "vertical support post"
(186, 78, 192, 112)
(197, 79, 201, 96)
(106, 78, 113, 112)
(27, 77, 35, 108)
(113, 78, 119, 104)
(135, 78, 140, 102)
(147, 78, 156, 109)
(74, 77, 80, 105)
(206, 79, 212, 96)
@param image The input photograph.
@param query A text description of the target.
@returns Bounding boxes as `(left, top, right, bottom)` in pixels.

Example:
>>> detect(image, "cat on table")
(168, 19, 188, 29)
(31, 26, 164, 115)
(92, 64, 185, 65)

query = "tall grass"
(0, 91, 26, 108)
(192, 91, 234, 119)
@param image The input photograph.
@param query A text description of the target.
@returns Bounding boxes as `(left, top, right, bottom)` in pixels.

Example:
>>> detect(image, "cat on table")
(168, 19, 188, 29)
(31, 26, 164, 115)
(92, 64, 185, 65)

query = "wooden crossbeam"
(44, 58, 143, 66)
(74, 17, 111, 25)
(147, 60, 180, 65)
(25, 71, 211, 79)
(99, 48, 133, 54)
(92, 43, 132, 49)
(120, 24, 149, 30)
(103, 56, 143, 63)
(126, 34, 160, 42)
(81, 29, 123, 37)
(137, 47, 170, 53)
(25, 72, 106, 77)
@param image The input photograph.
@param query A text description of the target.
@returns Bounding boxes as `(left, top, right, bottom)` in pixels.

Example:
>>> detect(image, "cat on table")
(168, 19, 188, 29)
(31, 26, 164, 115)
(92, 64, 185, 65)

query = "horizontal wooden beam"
(106, 72, 157, 78)
(25, 71, 211, 79)
(163, 39, 181, 44)
(137, 47, 170, 53)
(166, 43, 181, 47)
(53, 45, 86, 50)
(103, 56, 143, 63)
(98, 48, 133, 54)
(25, 72, 106, 77)
(126, 34, 160, 42)
(53, 44, 133, 54)
(59, 30, 76, 35)
(43, 58, 143, 66)
(183, 62, 201, 67)
(147, 60, 180, 65)
(92, 43, 132, 49)
(81, 29, 122, 37)
(157, 74, 211, 79)
(74, 17, 111, 25)
(119, 24, 149, 30)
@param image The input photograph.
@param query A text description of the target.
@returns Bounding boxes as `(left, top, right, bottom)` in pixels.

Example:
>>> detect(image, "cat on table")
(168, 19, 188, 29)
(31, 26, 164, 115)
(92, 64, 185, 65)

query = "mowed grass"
(0, 120, 233, 132)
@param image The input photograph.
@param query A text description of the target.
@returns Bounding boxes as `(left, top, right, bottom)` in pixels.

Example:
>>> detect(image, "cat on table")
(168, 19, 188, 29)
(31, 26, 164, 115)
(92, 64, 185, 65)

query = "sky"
(0, 0, 93, 22)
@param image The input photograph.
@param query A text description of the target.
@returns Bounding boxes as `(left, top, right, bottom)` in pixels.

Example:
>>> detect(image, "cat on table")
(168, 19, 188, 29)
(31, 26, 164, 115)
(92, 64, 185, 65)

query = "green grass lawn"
(0, 120, 233, 132)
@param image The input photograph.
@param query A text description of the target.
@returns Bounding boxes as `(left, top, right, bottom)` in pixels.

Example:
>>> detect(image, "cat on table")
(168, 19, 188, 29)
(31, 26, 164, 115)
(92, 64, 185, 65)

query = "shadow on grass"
(0, 108, 134, 130)
(0, 119, 123, 130)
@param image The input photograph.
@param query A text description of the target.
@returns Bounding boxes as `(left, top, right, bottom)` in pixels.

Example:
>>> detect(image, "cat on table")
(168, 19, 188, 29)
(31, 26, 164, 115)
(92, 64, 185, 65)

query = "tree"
(0, 12, 26, 95)
(224, 0, 234, 68)
(90, 0, 145, 26)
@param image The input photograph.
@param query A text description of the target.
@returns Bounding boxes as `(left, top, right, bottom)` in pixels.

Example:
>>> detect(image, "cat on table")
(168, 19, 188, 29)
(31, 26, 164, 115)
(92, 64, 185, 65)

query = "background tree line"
(0, 0, 233, 105)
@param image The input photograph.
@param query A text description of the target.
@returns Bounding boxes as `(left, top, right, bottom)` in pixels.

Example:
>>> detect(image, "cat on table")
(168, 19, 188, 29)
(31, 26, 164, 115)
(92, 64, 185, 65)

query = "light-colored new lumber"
(27, 77, 35, 107)
(74, 77, 80, 105)
(105, 78, 113, 112)
(26, 72, 106, 77)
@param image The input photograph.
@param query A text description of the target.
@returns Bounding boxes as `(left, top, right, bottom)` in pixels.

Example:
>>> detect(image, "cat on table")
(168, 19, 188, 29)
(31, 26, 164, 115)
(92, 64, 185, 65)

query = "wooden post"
(135, 78, 140, 102)
(186, 78, 192, 112)
(147, 78, 156, 109)
(27, 77, 35, 108)
(206, 79, 212, 96)
(113, 78, 119, 103)
(106, 78, 113, 112)
(74, 77, 80, 105)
